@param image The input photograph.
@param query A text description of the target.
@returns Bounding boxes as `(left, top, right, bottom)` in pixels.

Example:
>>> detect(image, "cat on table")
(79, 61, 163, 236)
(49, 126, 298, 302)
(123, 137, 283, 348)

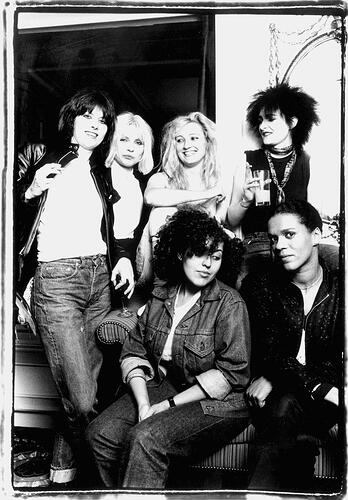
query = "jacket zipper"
(302, 293, 330, 331)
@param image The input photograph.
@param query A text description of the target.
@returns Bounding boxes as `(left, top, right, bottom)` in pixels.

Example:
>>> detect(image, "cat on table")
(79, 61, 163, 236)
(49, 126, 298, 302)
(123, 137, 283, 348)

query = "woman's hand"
(25, 163, 63, 200)
(246, 376, 273, 408)
(139, 400, 169, 421)
(240, 162, 259, 206)
(111, 257, 135, 298)
(138, 403, 152, 422)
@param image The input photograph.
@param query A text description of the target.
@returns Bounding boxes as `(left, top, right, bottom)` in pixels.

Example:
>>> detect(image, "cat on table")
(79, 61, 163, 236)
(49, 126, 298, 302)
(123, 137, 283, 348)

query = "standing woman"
(15, 89, 134, 487)
(227, 83, 319, 280)
(87, 207, 250, 489)
(137, 111, 227, 285)
(105, 112, 154, 265)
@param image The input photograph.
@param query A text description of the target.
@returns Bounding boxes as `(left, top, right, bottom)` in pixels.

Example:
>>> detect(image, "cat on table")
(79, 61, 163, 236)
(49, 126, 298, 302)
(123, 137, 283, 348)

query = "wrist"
(167, 396, 176, 408)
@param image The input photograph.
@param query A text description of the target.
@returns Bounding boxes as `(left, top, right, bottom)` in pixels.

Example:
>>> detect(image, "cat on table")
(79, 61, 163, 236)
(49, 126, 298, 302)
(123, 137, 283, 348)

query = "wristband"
(167, 396, 176, 408)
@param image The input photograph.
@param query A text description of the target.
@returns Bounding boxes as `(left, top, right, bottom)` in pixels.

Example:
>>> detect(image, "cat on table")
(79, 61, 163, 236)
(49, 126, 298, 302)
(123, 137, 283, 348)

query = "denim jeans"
(32, 255, 112, 483)
(248, 391, 339, 491)
(86, 378, 250, 489)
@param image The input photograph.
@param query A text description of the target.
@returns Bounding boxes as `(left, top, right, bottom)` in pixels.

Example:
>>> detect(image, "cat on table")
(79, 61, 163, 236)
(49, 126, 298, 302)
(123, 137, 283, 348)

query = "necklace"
(291, 267, 323, 293)
(266, 144, 294, 156)
(265, 149, 297, 204)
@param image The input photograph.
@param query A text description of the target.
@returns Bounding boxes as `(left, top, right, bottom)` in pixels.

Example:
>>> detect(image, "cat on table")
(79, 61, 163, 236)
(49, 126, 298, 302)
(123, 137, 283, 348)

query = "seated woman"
(106, 112, 154, 264)
(86, 207, 250, 489)
(227, 83, 319, 283)
(136, 111, 227, 286)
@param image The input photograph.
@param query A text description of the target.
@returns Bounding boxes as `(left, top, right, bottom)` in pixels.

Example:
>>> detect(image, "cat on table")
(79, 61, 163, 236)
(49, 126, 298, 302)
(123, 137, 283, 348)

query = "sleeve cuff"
(196, 369, 231, 400)
(120, 356, 154, 384)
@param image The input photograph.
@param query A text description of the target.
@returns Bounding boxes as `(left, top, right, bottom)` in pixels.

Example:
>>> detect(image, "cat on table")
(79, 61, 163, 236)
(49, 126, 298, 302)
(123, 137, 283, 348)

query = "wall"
(216, 13, 342, 221)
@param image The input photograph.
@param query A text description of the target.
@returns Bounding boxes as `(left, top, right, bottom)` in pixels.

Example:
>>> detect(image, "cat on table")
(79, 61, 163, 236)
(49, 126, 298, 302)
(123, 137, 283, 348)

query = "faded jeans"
(32, 255, 112, 483)
(86, 378, 250, 489)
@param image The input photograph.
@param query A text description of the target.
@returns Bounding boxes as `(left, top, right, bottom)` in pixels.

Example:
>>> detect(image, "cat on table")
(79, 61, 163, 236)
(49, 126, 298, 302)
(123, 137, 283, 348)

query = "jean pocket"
(39, 261, 78, 280)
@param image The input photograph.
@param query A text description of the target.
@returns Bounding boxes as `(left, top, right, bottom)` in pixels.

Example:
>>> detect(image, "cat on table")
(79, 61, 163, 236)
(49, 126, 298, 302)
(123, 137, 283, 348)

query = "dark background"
(15, 14, 215, 164)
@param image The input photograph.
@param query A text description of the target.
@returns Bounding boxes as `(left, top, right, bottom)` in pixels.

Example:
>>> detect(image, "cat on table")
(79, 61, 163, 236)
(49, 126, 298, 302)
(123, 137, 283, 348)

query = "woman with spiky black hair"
(86, 207, 250, 489)
(227, 83, 319, 282)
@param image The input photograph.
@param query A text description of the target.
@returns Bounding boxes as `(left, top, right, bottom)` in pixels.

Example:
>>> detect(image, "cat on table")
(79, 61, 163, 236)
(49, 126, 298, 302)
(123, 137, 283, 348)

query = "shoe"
(13, 451, 51, 488)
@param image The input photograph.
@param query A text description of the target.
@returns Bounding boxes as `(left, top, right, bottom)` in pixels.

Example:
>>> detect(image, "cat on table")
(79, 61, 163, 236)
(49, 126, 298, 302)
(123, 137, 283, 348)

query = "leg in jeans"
(87, 378, 250, 490)
(32, 255, 111, 484)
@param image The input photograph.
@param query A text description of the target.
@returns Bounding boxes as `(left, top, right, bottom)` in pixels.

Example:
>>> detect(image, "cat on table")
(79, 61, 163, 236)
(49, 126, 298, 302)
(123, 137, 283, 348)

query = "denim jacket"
(120, 279, 251, 416)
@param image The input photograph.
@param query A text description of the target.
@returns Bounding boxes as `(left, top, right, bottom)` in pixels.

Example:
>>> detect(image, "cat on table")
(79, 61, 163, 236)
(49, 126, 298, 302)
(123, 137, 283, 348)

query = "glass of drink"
(252, 170, 271, 206)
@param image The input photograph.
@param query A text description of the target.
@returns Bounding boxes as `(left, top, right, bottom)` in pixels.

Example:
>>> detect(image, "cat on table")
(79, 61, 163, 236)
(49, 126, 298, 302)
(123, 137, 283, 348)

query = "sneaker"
(13, 451, 51, 488)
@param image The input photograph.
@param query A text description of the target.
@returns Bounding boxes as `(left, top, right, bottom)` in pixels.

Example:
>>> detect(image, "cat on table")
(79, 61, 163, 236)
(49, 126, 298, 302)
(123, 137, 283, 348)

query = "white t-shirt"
(37, 157, 106, 261)
(161, 287, 201, 362)
(111, 162, 143, 240)
(293, 269, 323, 366)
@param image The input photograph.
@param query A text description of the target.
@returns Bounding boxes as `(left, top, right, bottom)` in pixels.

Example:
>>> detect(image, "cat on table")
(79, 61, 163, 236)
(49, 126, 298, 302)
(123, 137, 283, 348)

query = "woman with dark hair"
(86, 207, 250, 489)
(227, 83, 319, 281)
(15, 88, 134, 488)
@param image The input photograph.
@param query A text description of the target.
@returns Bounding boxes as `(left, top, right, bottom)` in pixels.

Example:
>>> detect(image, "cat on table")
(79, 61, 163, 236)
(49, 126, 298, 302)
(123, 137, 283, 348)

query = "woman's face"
(182, 242, 223, 291)
(115, 124, 144, 168)
(258, 108, 294, 149)
(175, 122, 207, 168)
(72, 106, 108, 151)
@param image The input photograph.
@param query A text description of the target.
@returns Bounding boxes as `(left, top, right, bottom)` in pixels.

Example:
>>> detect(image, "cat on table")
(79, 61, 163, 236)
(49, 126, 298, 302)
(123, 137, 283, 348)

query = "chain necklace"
(265, 149, 297, 204)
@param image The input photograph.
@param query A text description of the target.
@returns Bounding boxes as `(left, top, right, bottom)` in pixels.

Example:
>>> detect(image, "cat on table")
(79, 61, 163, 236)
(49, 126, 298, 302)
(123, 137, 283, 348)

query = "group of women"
(15, 82, 319, 490)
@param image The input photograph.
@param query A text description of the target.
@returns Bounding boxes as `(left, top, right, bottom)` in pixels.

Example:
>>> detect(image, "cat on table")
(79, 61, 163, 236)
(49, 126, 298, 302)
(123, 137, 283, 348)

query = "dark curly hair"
(246, 83, 319, 153)
(58, 88, 116, 162)
(153, 206, 244, 288)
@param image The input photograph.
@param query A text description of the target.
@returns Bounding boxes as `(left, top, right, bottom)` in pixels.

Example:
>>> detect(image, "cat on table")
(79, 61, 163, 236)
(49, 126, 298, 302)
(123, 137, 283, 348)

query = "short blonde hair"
(160, 111, 219, 189)
(106, 112, 154, 174)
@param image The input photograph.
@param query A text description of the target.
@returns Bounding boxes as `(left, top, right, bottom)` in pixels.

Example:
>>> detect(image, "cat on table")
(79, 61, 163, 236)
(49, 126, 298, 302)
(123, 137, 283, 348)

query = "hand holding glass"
(252, 170, 271, 206)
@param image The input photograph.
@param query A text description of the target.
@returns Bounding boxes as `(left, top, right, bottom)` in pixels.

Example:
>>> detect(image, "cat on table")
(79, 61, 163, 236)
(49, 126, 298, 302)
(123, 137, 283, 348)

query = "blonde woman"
(106, 112, 154, 264)
(137, 111, 227, 285)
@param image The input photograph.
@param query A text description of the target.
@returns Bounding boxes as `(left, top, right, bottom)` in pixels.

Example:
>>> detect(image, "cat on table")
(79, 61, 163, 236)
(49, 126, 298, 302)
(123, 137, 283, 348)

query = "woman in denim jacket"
(87, 207, 251, 489)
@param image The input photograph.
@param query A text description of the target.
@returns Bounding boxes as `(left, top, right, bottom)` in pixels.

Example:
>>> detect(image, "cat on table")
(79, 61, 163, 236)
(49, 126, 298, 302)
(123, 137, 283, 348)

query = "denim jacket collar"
(152, 278, 222, 304)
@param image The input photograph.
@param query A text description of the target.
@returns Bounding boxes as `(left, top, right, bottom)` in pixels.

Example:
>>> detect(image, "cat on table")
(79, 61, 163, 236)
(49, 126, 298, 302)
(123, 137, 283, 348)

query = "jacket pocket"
(184, 331, 214, 373)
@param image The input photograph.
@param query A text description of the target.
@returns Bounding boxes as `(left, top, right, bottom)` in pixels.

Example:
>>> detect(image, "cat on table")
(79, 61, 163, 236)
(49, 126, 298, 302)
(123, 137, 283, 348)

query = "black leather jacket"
(15, 143, 129, 291)
(240, 260, 342, 399)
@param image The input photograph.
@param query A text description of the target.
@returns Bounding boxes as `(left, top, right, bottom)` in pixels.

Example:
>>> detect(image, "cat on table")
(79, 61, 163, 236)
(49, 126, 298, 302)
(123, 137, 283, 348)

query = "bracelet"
(239, 198, 251, 209)
(167, 396, 176, 408)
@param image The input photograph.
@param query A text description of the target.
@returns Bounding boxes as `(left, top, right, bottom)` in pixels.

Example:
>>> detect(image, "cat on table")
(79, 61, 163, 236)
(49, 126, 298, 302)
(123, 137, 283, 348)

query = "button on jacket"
(15, 143, 129, 287)
(120, 279, 251, 416)
(240, 260, 342, 398)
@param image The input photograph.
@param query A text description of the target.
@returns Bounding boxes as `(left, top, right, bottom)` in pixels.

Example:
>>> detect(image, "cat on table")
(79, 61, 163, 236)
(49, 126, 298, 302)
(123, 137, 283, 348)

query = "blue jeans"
(32, 255, 112, 483)
(86, 378, 250, 489)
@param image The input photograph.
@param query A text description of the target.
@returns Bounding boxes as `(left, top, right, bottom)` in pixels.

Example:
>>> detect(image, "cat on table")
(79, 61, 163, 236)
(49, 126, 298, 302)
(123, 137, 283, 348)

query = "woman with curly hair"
(227, 83, 319, 281)
(86, 207, 250, 489)
(136, 111, 227, 286)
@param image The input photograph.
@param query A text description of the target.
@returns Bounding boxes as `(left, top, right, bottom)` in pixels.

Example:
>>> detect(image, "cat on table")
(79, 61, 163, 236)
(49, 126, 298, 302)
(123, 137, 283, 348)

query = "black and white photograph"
(1, 1, 346, 499)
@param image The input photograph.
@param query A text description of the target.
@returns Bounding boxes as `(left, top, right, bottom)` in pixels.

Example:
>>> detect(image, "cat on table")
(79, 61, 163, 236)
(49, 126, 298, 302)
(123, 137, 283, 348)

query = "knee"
(272, 394, 300, 419)
(85, 418, 101, 449)
(128, 424, 159, 453)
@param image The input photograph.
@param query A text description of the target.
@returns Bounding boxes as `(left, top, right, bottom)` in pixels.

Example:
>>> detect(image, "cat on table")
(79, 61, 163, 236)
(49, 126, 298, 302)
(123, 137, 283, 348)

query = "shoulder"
(215, 279, 246, 305)
(240, 267, 276, 296)
(146, 171, 169, 189)
(245, 149, 265, 161)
